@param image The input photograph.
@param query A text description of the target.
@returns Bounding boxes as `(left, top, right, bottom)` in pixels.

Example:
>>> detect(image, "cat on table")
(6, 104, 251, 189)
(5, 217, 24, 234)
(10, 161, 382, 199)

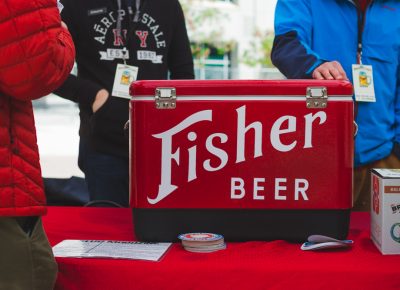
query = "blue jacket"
(271, 0, 400, 167)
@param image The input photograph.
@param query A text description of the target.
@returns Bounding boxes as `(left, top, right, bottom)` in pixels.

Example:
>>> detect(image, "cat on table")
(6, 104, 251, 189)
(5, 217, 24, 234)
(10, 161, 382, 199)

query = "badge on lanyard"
(352, 64, 376, 102)
(112, 64, 138, 99)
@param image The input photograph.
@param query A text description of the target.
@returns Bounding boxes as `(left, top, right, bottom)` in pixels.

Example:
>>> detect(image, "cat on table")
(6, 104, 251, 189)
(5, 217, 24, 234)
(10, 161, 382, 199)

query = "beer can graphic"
(359, 71, 371, 87)
(120, 70, 131, 85)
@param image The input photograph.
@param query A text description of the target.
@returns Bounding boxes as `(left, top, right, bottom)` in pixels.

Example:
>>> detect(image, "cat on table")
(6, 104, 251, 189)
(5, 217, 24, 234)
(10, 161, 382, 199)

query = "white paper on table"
(52, 240, 172, 261)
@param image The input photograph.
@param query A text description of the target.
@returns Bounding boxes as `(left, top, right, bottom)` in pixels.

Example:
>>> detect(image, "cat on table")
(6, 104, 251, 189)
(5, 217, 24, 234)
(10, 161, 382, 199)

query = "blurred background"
(33, 0, 281, 180)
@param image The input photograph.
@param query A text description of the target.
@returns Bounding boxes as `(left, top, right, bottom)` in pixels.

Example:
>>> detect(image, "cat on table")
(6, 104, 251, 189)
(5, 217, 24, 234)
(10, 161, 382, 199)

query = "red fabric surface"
(0, 0, 75, 217)
(43, 207, 400, 290)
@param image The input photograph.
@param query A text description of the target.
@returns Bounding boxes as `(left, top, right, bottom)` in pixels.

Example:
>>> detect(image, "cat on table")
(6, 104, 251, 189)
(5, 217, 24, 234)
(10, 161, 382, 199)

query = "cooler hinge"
(306, 87, 328, 109)
(155, 87, 176, 109)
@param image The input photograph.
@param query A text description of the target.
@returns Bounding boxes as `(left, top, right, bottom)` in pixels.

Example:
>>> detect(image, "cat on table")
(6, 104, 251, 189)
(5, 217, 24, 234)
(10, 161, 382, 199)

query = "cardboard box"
(129, 80, 354, 242)
(371, 169, 400, 255)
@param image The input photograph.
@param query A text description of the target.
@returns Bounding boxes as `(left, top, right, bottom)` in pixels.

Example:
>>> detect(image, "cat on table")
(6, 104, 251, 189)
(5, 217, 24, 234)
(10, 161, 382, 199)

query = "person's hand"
(92, 89, 109, 113)
(61, 21, 68, 29)
(312, 61, 348, 80)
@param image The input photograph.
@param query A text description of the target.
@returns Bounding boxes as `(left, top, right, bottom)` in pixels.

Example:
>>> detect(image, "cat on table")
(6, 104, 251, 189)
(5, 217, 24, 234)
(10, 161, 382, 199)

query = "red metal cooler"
(129, 80, 354, 242)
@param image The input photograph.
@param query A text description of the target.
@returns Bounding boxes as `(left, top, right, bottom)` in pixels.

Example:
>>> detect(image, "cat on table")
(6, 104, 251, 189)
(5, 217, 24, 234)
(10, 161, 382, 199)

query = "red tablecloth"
(43, 207, 399, 290)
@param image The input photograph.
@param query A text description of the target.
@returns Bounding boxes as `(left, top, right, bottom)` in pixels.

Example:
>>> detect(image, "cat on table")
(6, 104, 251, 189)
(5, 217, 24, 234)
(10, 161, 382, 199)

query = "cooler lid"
(130, 79, 353, 97)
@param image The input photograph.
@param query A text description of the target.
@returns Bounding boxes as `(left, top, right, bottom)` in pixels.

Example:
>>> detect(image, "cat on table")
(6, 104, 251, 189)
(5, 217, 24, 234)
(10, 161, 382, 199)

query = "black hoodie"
(55, 0, 194, 158)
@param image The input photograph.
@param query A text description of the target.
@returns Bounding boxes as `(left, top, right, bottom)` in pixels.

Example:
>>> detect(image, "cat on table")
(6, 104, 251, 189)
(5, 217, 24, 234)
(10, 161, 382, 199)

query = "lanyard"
(133, 0, 141, 22)
(116, 0, 142, 63)
(116, 0, 141, 34)
(353, 0, 371, 126)
(355, 0, 371, 64)
(117, 0, 141, 23)
(356, 8, 364, 64)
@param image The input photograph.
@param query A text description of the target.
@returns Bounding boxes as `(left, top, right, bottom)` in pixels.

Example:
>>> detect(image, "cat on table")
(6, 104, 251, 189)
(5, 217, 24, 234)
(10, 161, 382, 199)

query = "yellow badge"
(352, 64, 376, 102)
(112, 64, 138, 99)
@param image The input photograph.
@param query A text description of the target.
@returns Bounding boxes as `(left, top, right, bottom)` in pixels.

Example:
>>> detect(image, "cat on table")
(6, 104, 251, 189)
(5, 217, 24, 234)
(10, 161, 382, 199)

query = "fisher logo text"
(148, 105, 327, 204)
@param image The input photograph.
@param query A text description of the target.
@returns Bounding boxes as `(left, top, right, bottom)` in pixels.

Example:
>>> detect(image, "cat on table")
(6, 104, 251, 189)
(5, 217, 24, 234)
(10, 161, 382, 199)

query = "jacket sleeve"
(54, 74, 103, 111)
(395, 56, 400, 144)
(271, 0, 325, 79)
(0, 0, 75, 101)
(167, 0, 195, 80)
(53, 0, 102, 110)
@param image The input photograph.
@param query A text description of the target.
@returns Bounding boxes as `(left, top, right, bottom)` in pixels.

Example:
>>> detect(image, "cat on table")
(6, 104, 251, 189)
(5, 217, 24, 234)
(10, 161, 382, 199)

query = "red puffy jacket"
(0, 0, 75, 216)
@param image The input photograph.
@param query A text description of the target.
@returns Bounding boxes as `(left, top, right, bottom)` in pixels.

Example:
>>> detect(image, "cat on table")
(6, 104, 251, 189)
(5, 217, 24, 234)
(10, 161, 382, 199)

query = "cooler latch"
(306, 87, 328, 109)
(155, 88, 176, 109)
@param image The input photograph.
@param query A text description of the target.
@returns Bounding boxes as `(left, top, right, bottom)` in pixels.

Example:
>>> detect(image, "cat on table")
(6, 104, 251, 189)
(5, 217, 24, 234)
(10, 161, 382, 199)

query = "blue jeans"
(78, 139, 129, 207)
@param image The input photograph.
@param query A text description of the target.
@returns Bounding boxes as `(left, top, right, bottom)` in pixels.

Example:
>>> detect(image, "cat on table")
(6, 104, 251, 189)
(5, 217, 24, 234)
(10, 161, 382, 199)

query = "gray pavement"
(33, 94, 83, 178)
